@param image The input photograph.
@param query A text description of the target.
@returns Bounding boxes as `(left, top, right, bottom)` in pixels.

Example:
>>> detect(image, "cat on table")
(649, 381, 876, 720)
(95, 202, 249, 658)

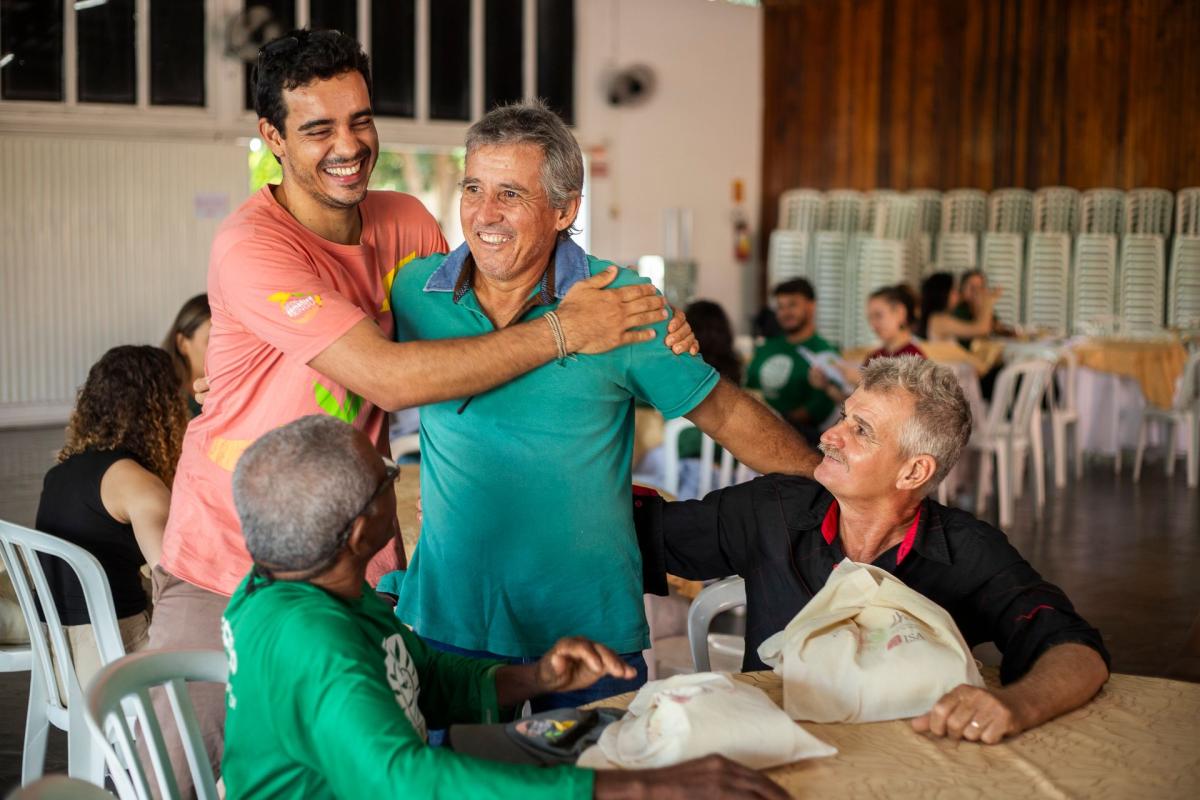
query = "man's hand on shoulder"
(911, 684, 1029, 744)
(556, 266, 675, 354)
(665, 306, 700, 356)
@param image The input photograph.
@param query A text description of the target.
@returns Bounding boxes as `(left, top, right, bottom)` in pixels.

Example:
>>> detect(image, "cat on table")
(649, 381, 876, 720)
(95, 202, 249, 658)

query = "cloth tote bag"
(758, 559, 983, 723)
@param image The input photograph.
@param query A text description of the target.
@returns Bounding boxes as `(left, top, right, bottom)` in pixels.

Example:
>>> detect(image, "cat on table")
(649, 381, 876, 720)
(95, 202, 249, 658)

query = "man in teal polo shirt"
(387, 101, 820, 707)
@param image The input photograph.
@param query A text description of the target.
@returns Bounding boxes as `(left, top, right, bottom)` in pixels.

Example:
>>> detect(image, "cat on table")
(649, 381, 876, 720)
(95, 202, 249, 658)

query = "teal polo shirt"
(389, 238, 718, 657)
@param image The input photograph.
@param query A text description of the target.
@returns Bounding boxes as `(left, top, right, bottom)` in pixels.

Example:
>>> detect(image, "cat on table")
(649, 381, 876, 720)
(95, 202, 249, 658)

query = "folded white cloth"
(577, 672, 836, 770)
(758, 558, 984, 723)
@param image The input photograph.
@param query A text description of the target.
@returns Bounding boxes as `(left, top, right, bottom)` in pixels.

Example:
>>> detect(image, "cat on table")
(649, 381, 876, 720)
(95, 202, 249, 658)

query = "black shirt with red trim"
(635, 475, 1109, 683)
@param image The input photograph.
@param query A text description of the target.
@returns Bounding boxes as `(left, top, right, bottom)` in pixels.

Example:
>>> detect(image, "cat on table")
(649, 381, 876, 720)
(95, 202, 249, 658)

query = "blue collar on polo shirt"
(422, 237, 592, 305)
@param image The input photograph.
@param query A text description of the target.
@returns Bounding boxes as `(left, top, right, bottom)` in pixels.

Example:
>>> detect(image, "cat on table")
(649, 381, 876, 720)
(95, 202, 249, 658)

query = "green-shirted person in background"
(221, 416, 788, 800)
(746, 278, 839, 445)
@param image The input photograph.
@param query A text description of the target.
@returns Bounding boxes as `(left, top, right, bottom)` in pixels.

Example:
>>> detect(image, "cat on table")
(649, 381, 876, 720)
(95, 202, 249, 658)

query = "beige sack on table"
(577, 672, 836, 770)
(758, 558, 983, 723)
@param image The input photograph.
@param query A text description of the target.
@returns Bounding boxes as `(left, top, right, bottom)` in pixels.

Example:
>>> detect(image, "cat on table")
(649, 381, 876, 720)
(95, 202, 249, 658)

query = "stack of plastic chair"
(1119, 235, 1167, 335)
(1072, 234, 1119, 334)
(937, 189, 985, 275)
(778, 189, 823, 232)
(1080, 189, 1124, 236)
(864, 190, 900, 235)
(1133, 349, 1200, 488)
(869, 194, 922, 288)
(1169, 188, 1200, 329)
(1124, 188, 1174, 236)
(823, 191, 865, 233)
(812, 232, 850, 347)
(767, 230, 812, 287)
(980, 233, 1024, 325)
(1033, 187, 1080, 234)
(987, 189, 1034, 234)
(942, 189, 987, 233)
(1025, 233, 1071, 333)
(1073, 189, 1124, 334)
(909, 189, 942, 276)
(845, 238, 906, 348)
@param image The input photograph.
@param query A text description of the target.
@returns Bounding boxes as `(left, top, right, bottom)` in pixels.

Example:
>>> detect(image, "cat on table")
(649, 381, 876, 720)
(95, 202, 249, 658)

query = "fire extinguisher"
(732, 179, 751, 263)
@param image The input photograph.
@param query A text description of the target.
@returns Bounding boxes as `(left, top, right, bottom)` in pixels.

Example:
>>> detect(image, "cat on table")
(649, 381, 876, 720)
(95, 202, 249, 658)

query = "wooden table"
(585, 669, 1200, 798)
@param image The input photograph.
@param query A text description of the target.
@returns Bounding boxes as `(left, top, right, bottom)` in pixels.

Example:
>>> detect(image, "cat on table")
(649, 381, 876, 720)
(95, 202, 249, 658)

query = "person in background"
(162, 293, 212, 417)
(746, 279, 839, 446)
(36, 346, 187, 689)
(222, 416, 787, 800)
(918, 271, 998, 344)
(952, 270, 1013, 342)
(635, 300, 744, 498)
(810, 284, 924, 405)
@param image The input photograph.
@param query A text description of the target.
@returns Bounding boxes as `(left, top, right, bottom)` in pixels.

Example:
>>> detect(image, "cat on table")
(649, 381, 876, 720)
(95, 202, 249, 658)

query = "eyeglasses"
(251, 457, 399, 584)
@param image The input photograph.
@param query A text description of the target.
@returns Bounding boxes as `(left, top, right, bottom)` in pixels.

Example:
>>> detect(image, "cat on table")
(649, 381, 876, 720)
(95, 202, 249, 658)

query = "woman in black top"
(36, 345, 188, 686)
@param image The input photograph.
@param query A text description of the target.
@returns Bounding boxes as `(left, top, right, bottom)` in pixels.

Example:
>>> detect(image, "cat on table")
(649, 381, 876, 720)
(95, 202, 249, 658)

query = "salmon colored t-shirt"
(160, 187, 447, 595)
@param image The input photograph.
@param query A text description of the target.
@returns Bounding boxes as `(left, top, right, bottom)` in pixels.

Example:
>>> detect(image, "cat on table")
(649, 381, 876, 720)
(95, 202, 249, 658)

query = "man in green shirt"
(386, 103, 820, 705)
(222, 416, 787, 800)
(746, 278, 839, 445)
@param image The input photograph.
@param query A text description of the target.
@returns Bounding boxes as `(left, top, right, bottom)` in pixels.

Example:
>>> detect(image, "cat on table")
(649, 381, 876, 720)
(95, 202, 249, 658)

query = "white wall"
(574, 0, 763, 330)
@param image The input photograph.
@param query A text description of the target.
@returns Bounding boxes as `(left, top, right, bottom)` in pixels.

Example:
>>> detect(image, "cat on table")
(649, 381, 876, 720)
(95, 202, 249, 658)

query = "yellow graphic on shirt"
(268, 291, 323, 324)
(380, 251, 418, 313)
(208, 437, 252, 472)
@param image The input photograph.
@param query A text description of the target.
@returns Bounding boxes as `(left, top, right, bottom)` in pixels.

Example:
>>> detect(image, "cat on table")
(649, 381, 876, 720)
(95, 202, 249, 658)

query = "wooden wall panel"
(761, 0, 1200, 236)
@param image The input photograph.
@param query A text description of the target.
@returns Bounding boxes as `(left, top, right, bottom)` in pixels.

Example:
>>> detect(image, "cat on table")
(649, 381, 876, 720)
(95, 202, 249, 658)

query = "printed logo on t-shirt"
(758, 353, 794, 392)
(221, 616, 238, 710)
(268, 291, 323, 324)
(379, 251, 418, 313)
(382, 633, 427, 740)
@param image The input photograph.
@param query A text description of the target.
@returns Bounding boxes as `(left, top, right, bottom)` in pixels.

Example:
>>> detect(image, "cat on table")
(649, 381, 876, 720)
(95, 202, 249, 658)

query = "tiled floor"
(1, 425, 1198, 791)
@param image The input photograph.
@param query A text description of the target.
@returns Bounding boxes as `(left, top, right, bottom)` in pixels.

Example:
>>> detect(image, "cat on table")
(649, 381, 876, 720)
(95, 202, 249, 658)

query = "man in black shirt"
(639, 356, 1109, 745)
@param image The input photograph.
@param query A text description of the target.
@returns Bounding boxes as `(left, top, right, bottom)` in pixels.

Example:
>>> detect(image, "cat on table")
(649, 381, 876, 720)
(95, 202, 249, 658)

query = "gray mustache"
(818, 442, 843, 463)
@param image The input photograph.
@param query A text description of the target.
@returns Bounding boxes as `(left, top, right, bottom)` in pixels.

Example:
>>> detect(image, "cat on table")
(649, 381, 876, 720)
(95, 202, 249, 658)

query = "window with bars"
(0, 0, 574, 124)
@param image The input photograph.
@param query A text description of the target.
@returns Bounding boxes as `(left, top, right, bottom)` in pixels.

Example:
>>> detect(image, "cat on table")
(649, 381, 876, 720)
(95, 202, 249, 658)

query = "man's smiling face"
(267, 70, 378, 210)
(814, 387, 915, 500)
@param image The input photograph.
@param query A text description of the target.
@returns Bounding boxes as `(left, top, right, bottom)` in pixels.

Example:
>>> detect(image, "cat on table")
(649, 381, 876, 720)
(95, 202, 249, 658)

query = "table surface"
(586, 669, 1200, 798)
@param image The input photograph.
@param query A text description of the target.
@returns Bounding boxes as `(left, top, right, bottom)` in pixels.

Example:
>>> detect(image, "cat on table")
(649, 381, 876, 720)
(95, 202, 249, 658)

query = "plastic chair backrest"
(0, 520, 125, 716)
(1176, 349, 1200, 411)
(85, 649, 227, 800)
(1081, 188, 1124, 234)
(660, 417, 696, 497)
(1178, 188, 1200, 237)
(986, 359, 1052, 437)
(687, 576, 747, 672)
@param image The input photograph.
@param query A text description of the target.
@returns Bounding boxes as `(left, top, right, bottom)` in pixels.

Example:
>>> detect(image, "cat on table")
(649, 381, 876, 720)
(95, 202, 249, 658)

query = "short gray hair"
(465, 99, 583, 239)
(232, 415, 377, 571)
(859, 356, 972, 493)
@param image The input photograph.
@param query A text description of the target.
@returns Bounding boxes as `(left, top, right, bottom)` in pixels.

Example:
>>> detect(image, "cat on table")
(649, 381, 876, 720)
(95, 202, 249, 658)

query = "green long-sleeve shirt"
(221, 574, 594, 799)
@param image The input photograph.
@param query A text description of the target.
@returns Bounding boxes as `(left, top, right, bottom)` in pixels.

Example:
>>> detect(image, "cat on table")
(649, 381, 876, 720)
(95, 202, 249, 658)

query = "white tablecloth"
(1075, 367, 1187, 456)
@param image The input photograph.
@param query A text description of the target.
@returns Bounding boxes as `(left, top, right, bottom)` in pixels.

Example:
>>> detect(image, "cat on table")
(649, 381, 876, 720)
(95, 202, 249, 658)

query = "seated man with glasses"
(221, 415, 787, 800)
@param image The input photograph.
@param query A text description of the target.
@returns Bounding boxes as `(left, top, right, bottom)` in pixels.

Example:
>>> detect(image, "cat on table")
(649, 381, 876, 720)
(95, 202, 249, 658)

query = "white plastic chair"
(778, 189, 823, 232)
(1032, 187, 1080, 233)
(389, 433, 420, 460)
(822, 191, 865, 233)
(1168, 236, 1200, 329)
(812, 231, 850, 346)
(980, 233, 1024, 326)
(935, 232, 978, 275)
(968, 360, 1054, 528)
(1124, 188, 1173, 236)
(1133, 350, 1200, 489)
(1080, 188, 1124, 235)
(1048, 349, 1084, 488)
(987, 188, 1033, 233)
(1118, 235, 1167, 336)
(1072, 234, 1119, 334)
(85, 649, 227, 800)
(661, 418, 736, 499)
(687, 576, 747, 673)
(941, 189, 987, 233)
(1177, 188, 1200, 238)
(0, 519, 125, 786)
(4, 775, 114, 799)
(1025, 233, 1071, 333)
(767, 230, 812, 287)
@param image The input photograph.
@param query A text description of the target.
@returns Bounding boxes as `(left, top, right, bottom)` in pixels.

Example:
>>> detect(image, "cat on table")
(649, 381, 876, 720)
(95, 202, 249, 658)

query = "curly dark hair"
(60, 346, 189, 487)
(253, 28, 372, 136)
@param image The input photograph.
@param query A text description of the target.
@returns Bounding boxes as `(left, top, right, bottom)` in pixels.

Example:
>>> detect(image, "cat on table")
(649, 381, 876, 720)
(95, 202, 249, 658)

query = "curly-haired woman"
(36, 345, 188, 686)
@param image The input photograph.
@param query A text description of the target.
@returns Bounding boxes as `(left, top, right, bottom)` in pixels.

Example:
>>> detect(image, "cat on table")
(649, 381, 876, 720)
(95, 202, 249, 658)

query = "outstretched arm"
(912, 643, 1108, 744)
(685, 379, 821, 478)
